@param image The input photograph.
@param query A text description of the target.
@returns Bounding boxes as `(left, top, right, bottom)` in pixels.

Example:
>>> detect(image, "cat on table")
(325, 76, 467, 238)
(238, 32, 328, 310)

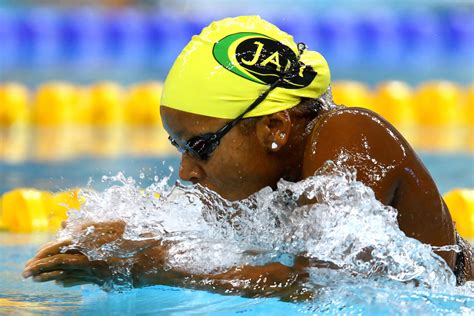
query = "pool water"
(0, 153, 473, 315)
(0, 233, 303, 315)
(1, 233, 473, 315)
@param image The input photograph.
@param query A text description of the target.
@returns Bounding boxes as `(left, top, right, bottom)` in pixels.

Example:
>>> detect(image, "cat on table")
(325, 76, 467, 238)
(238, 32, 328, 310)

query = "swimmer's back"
(301, 106, 457, 268)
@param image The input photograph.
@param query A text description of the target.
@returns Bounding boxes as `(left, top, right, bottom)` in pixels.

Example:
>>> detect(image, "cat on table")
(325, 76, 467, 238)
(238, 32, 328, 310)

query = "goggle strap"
(214, 77, 282, 138)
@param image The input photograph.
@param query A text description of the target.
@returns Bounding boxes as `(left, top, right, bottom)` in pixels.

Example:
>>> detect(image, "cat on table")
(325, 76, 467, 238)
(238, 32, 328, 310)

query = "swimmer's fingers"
(76, 221, 127, 248)
(36, 240, 70, 256)
(23, 254, 91, 278)
(25, 240, 76, 267)
(25, 241, 70, 267)
(32, 271, 65, 282)
(33, 270, 100, 285)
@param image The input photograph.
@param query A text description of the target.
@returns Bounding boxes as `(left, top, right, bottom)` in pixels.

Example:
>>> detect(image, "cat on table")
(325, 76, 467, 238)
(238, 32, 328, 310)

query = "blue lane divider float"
(145, 11, 198, 69)
(104, 9, 148, 64)
(59, 8, 105, 66)
(399, 10, 444, 68)
(353, 9, 401, 67)
(444, 9, 474, 58)
(16, 8, 62, 67)
(0, 9, 20, 69)
(0, 8, 472, 70)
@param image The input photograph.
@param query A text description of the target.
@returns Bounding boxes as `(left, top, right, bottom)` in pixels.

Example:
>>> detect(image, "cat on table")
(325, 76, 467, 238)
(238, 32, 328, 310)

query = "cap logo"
(213, 32, 316, 89)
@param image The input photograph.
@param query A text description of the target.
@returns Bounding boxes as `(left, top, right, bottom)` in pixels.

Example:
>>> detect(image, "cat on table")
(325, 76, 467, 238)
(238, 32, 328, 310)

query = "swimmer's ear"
(255, 111, 291, 152)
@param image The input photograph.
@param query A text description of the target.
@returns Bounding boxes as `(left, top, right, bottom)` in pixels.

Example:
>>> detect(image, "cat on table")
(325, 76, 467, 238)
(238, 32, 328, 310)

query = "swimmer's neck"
(278, 107, 331, 183)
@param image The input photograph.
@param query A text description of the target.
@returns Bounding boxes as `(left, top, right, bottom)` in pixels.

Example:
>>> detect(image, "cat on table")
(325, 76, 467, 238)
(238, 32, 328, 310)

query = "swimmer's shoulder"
(301, 107, 457, 265)
(301, 106, 416, 200)
(302, 106, 412, 168)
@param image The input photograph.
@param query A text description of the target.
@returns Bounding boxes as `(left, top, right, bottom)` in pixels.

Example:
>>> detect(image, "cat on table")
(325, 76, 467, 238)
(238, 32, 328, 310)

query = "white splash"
(57, 161, 472, 299)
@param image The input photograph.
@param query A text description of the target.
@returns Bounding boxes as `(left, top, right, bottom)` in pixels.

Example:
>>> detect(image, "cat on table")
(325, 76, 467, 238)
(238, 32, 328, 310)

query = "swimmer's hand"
(22, 221, 311, 300)
(22, 221, 165, 287)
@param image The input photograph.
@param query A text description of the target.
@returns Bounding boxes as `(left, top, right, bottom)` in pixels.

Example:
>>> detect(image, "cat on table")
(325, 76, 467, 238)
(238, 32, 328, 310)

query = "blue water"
(0, 234, 303, 315)
(2, 235, 474, 315)
(1, 233, 473, 315)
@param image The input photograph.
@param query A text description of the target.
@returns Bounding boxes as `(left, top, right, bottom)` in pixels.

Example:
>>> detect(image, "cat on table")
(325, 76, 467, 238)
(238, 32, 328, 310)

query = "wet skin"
(23, 104, 472, 295)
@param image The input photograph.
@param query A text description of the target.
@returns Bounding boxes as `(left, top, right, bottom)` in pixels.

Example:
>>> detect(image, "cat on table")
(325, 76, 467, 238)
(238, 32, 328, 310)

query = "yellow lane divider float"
(33, 82, 82, 126)
(85, 81, 124, 126)
(124, 82, 162, 126)
(444, 189, 474, 240)
(331, 81, 375, 112)
(0, 83, 30, 126)
(0, 80, 473, 160)
(1, 81, 164, 127)
(331, 80, 473, 151)
(412, 81, 464, 151)
(0, 80, 472, 129)
(0, 189, 82, 232)
(466, 84, 474, 151)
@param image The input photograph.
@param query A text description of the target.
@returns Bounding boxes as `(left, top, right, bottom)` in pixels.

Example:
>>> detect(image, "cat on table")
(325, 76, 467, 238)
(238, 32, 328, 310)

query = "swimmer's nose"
(179, 153, 205, 184)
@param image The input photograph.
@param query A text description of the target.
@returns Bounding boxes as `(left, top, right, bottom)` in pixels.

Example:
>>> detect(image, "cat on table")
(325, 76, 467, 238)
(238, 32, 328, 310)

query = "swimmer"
(23, 16, 472, 295)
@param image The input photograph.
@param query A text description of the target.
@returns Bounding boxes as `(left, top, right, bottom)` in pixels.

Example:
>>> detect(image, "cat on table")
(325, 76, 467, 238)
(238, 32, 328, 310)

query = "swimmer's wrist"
(129, 243, 173, 287)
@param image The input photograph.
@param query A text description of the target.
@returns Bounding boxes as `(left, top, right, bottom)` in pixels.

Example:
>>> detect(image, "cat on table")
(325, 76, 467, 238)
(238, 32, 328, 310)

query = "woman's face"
(160, 106, 284, 201)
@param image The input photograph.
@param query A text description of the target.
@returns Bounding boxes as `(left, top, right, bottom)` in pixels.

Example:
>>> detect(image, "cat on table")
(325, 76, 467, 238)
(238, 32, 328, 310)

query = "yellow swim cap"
(161, 16, 330, 119)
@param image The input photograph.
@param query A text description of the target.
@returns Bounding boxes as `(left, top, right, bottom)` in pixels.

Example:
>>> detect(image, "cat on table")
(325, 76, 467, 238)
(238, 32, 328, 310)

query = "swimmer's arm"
(25, 242, 311, 299)
(301, 107, 456, 267)
(132, 247, 311, 299)
(23, 221, 311, 298)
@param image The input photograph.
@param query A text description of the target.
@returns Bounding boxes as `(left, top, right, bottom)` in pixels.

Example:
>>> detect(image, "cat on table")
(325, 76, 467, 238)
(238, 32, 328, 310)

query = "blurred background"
(1, 0, 473, 84)
(0, 0, 473, 234)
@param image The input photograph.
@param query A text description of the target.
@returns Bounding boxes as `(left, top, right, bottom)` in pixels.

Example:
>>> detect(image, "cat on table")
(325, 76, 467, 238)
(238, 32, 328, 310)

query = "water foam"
(57, 161, 472, 299)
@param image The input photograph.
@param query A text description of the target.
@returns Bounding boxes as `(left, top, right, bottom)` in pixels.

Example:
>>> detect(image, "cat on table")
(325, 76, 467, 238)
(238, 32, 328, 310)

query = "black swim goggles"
(168, 78, 281, 160)
(168, 43, 308, 160)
